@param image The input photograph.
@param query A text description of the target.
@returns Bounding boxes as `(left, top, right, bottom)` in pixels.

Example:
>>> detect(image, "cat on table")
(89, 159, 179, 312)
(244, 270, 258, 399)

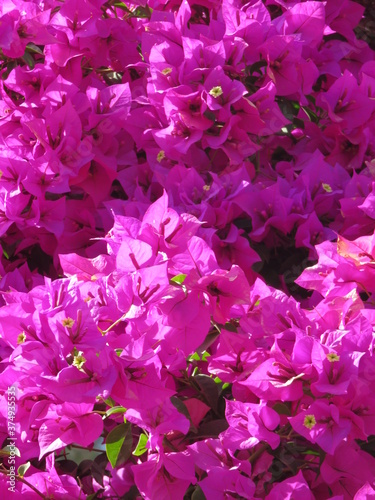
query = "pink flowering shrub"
(1, 0, 375, 498)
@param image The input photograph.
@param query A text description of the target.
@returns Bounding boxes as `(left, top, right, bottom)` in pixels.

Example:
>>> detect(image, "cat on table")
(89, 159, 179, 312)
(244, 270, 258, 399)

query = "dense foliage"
(1, 0, 375, 498)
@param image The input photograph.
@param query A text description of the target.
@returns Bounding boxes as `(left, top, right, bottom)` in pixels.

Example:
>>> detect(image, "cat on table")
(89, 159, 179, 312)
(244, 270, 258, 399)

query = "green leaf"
(170, 396, 197, 433)
(171, 274, 187, 284)
(233, 217, 252, 230)
(105, 423, 132, 468)
(196, 419, 228, 438)
(223, 321, 237, 333)
(1, 240, 18, 260)
(213, 377, 231, 392)
(247, 60, 268, 76)
(132, 6, 152, 18)
(122, 485, 141, 500)
(17, 462, 31, 477)
(306, 95, 316, 105)
(113, 0, 127, 6)
(188, 350, 210, 363)
(195, 330, 220, 356)
(194, 375, 219, 412)
(301, 106, 319, 123)
(201, 351, 210, 361)
(25, 43, 44, 55)
(291, 101, 301, 111)
(132, 433, 148, 456)
(292, 117, 305, 129)
(278, 98, 300, 120)
(104, 397, 116, 407)
(191, 485, 207, 500)
(188, 352, 201, 362)
(21, 51, 35, 69)
(113, 3, 152, 18)
(0, 445, 21, 458)
(272, 402, 292, 416)
(105, 406, 127, 418)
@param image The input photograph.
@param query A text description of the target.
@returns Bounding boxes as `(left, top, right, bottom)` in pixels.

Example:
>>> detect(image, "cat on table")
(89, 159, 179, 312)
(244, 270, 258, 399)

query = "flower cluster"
(1, 0, 375, 499)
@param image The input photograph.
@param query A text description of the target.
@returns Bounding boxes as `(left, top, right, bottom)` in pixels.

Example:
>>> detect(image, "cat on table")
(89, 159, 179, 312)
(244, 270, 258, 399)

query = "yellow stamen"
(326, 353, 340, 362)
(62, 317, 75, 328)
(303, 414, 316, 430)
(17, 332, 26, 344)
(157, 150, 166, 162)
(209, 86, 223, 98)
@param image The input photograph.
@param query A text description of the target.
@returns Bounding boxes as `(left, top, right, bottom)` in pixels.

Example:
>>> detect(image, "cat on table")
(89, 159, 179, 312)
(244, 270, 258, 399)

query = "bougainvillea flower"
(132, 450, 196, 500)
(221, 400, 280, 450)
(265, 470, 315, 500)
(2, 1, 375, 497)
(317, 70, 375, 130)
(38, 403, 103, 459)
(199, 466, 256, 500)
(320, 442, 375, 498)
(275, 1, 326, 48)
(289, 400, 352, 454)
(203, 66, 246, 112)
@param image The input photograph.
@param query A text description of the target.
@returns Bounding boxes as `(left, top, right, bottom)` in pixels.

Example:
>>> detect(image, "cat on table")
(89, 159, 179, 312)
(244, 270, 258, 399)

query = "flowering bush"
(1, 0, 375, 498)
